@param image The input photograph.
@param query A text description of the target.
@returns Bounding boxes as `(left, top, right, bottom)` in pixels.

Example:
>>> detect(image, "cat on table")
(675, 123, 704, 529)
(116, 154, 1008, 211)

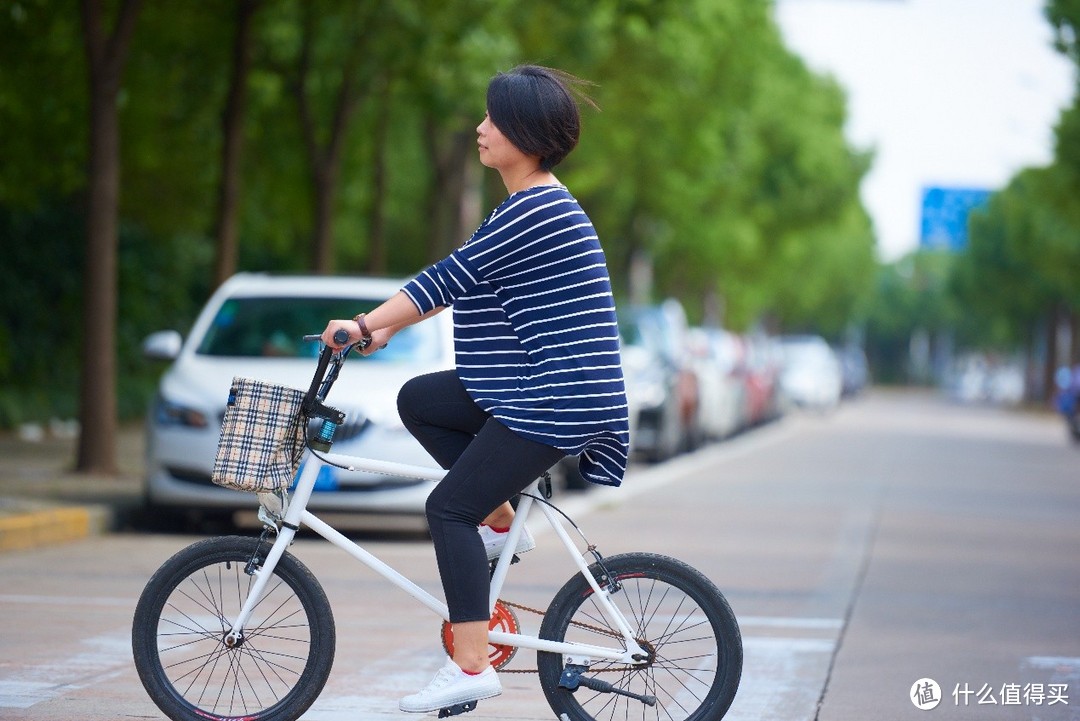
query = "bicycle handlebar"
(297, 327, 377, 425)
(298, 333, 353, 424)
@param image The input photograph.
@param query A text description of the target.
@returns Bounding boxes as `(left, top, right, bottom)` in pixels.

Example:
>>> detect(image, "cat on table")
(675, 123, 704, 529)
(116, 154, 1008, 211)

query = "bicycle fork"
(223, 523, 298, 648)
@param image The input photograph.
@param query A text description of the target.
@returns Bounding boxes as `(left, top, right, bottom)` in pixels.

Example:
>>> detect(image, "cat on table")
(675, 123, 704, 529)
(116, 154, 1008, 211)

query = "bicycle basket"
(211, 376, 307, 493)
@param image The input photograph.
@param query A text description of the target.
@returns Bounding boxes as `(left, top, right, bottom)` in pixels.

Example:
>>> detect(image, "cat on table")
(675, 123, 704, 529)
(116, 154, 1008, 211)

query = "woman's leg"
(397, 371, 539, 532)
(399, 370, 564, 670)
(425, 417, 564, 668)
(397, 370, 489, 469)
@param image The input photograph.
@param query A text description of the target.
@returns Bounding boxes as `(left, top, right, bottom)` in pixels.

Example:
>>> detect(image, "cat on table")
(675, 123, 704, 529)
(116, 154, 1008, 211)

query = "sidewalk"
(0, 425, 145, 552)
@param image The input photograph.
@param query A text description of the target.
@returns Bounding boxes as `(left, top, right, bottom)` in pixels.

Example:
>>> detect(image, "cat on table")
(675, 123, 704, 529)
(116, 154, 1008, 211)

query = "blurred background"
(1, 0, 1078, 478)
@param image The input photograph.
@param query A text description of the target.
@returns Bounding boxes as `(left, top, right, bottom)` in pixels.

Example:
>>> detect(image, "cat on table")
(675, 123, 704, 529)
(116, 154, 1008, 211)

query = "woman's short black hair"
(486, 65, 596, 171)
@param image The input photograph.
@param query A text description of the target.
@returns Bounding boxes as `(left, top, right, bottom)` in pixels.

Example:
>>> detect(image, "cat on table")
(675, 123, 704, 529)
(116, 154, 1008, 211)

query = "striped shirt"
(402, 185, 629, 487)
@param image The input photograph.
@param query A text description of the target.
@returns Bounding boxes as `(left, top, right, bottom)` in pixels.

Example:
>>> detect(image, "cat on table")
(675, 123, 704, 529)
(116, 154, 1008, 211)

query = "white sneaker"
(399, 657, 501, 713)
(478, 523, 535, 561)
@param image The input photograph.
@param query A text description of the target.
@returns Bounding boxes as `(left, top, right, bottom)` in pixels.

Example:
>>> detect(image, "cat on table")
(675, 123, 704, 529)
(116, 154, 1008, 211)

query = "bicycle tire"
(537, 552, 741, 721)
(132, 535, 336, 721)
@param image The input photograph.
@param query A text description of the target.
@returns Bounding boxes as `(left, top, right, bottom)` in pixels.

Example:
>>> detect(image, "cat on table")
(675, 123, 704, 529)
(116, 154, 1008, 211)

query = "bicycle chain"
(495, 599, 634, 675)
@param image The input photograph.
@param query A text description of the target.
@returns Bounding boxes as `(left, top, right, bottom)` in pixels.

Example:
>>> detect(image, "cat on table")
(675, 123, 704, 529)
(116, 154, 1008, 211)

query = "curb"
(0, 503, 115, 553)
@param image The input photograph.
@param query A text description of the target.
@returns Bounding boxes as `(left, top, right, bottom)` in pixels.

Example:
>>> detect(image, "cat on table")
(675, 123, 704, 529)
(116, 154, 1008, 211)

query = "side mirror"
(143, 330, 183, 361)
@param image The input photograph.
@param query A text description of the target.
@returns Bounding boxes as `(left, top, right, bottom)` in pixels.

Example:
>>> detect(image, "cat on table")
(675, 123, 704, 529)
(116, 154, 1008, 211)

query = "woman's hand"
(321, 319, 359, 350)
(358, 326, 395, 356)
(320, 319, 395, 355)
(322, 292, 429, 354)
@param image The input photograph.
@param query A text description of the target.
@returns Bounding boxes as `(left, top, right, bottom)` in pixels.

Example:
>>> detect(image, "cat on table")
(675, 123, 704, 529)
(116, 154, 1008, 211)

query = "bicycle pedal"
(437, 700, 477, 717)
(487, 554, 520, 577)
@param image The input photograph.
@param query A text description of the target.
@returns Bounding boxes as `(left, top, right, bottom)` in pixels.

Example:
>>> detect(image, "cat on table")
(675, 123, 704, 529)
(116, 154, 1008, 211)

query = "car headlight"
(153, 395, 210, 428)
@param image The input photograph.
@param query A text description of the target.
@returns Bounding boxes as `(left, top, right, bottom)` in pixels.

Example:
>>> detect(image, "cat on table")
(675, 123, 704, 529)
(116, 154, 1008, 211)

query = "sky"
(774, 0, 1076, 261)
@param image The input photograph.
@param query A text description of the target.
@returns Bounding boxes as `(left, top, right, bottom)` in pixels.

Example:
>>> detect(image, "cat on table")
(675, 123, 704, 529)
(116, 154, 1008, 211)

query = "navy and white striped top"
(402, 185, 629, 487)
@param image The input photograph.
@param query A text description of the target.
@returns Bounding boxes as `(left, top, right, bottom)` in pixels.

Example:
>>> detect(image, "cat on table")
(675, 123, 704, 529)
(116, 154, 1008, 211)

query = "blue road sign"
(919, 186, 992, 252)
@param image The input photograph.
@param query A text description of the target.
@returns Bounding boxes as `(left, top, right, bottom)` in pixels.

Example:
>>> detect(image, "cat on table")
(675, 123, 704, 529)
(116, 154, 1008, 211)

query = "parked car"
(742, 332, 783, 426)
(686, 327, 746, 441)
(619, 320, 682, 461)
(142, 273, 455, 526)
(778, 335, 843, 411)
(836, 344, 870, 397)
(618, 301, 698, 461)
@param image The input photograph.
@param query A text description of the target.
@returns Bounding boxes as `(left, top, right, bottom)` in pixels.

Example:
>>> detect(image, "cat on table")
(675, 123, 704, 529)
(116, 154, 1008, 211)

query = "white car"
(686, 327, 747, 440)
(142, 273, 454, 526)
(778, 335, 843, 411)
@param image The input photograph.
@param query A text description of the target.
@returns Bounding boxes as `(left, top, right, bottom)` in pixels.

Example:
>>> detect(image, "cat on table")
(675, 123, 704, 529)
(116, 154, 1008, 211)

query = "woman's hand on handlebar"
(321, 320, 360, 352)
(321, 319, 391, 356)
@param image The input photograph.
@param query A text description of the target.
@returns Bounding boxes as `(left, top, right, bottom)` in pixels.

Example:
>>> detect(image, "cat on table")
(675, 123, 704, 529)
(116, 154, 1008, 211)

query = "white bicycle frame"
(225, 448, 650, 665)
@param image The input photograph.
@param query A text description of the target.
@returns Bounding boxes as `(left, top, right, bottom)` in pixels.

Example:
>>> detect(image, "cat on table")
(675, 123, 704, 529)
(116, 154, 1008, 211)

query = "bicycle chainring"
(440, 600, 520, 670)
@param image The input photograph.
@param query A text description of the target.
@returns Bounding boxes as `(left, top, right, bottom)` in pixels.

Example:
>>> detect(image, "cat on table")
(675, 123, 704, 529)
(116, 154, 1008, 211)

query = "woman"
(321, 65, 629, 714)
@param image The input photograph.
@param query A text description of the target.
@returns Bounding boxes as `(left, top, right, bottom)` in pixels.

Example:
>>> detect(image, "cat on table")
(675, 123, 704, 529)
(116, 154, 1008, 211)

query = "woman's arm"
(321, 291, 444, 354)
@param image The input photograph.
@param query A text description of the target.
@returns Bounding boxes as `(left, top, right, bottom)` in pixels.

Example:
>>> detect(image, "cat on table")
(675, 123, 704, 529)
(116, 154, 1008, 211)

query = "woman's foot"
(478, 523, 536, 560)
(399, 657, 501, 713)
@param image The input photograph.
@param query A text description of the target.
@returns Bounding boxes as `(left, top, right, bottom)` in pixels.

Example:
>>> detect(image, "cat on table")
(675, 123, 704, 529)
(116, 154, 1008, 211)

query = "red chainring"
(441, 600, 520, 670)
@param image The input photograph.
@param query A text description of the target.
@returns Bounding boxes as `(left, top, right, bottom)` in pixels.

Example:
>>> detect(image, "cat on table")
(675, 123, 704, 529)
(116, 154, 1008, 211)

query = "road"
(0, 390, 1077, 720)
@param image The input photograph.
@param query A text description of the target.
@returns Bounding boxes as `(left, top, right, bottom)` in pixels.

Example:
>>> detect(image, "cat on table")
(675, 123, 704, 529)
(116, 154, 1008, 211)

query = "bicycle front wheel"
(132, 535, 336, 721)
(537, 552, 742, 721)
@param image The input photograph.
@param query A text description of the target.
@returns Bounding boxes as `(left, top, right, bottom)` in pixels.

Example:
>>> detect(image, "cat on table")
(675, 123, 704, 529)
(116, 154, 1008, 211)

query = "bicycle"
(131, 332, 743, 721)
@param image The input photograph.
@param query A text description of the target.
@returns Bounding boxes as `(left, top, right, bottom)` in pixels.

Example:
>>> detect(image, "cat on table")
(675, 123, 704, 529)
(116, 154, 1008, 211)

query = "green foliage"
(0, 1, 86, 207)
(951, 167, 1080, 348)
(0, 0, 880, 427)
(0, 200, 208, 426)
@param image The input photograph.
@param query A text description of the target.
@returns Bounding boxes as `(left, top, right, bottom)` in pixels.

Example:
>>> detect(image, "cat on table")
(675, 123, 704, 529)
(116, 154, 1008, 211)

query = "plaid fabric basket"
(212, 376, 307, 493)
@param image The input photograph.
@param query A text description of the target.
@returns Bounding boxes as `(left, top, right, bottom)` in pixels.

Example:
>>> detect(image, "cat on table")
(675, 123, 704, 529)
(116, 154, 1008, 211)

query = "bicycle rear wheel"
(132, 535, 335, 721)
(537, 552, 741, 721)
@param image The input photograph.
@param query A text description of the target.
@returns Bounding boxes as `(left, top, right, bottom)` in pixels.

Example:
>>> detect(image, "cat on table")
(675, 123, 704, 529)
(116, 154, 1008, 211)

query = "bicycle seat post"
(487, 478, 540, 611)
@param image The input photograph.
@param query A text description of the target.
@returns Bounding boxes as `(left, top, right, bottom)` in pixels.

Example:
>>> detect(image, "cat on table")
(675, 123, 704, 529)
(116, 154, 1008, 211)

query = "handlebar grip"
(333, 329, 350, 345)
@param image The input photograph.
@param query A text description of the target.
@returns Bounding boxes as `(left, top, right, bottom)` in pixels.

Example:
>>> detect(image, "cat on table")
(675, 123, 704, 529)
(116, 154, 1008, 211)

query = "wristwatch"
(353, 313, 373, 347)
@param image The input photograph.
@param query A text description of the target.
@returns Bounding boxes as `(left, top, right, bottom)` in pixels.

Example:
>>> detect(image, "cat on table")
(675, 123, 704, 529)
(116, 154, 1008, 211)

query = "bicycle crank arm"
(557, 664, 657, 706)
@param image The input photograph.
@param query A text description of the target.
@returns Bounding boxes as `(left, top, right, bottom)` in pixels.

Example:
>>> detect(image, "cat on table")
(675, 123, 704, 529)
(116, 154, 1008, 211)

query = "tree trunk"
(1042, 305, 1062, 404)
(310, 163, 338, 273)
(366, 76, 390, 275)
(423, 125, 474, 263)
(211, 0, 259, 289)
(1071, 307, 1080, 365)
(293, 5, 363, 275)
(76, 0, 141, 474)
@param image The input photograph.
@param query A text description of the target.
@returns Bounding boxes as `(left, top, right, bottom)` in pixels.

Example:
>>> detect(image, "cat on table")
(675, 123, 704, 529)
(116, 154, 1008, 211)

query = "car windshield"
(195, 296, 443, 362)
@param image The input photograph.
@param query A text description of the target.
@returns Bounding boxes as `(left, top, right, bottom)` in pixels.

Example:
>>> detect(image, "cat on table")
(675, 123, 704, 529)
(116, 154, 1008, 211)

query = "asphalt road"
(1, 389, 1077, 720)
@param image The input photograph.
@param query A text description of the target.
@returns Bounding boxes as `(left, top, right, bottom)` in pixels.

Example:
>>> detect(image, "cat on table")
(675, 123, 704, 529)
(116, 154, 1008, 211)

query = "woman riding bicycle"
(321, 64, 629, 714)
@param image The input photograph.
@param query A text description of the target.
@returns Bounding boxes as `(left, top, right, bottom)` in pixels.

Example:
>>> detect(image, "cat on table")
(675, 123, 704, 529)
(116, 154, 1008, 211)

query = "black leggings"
(397, 370, 565, 623)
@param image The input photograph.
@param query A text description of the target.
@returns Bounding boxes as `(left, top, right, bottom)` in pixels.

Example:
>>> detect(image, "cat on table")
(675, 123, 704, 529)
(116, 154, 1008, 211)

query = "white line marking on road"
(739, 616, 844, 630)
(0, 632, 130, 709)
(742, 636, 837, 653)
(0, 593, 132, 607)
(723, 635, 837, 721)
(1024, 656, 1080, 670)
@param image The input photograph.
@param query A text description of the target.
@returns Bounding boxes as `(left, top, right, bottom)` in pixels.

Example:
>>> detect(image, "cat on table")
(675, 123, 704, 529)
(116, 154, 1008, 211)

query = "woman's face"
(476, 112, 529, 171)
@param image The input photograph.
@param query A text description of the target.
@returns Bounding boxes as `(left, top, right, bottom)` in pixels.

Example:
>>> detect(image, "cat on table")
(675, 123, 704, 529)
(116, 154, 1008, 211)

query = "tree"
(212, 0, 260, 288)
(76, 0, 141, 473)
